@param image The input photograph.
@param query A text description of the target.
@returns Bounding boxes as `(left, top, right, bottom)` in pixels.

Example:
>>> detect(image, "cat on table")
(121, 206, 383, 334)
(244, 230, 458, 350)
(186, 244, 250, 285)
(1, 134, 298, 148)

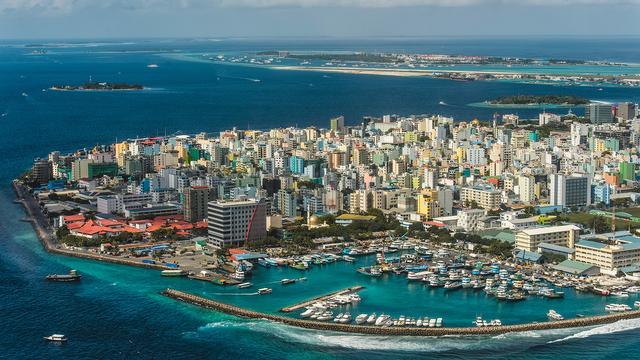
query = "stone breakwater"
(13, 180, 171, 271)
(163, 288, 640, 336)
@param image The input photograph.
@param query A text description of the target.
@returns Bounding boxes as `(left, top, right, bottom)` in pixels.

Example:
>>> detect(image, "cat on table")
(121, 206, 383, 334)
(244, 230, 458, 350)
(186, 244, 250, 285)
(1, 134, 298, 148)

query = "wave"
(548, 318, 640, 344)
(195, 318, 582, 353)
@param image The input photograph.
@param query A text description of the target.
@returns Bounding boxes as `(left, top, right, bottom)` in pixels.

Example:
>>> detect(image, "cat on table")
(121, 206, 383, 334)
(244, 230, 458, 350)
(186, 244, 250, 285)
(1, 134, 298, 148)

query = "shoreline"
(162, 288, 640, 336)
(12, 180, 172, 271)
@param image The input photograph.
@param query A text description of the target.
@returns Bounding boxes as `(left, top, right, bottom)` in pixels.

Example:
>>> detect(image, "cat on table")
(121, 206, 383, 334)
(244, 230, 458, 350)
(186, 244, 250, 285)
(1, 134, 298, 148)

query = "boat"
(436, 318, 443, 327)
(161, 269, 186, 277)
(547, 310, 564, 321)
(605, 303, 632, 312)
(375, 314, 391, 326)
(231, 269, 245, 281)
(257, 288, 272, 295)
(634, 301, 640, 308)
(316, 311, 333, 321)
(355, 314, 368, 325)
(366, 313, 377, 324)
(258, 258, 270, 267)
(339, 313, 352, 324)
(44, 334, 67, 342)
(333, 313, 344, 322)
(444, 281, 462, 290)
(611, 291, 629, 298)
(357, 266, 382, 277)
(342, 255, 356, 262)
(237, 282, 253, 289)
(46, 270, 81, 282)
(300, 308, 316, 318)
(438, 101, 447, 105)
(281, 278, 296, 285)
(627, 286, 640, 293)
(147, 64, 159, 68)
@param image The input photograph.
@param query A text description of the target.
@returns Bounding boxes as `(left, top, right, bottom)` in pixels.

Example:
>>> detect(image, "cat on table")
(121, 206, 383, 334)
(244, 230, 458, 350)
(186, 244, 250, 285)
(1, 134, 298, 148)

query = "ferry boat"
(161, 269, 187, 277)
(257, 288, 272, 295)
(46, 270, 81, 282)
(237, 282, 253, 289)
(407, 270, 431, 281)
(547, 310, 564, 320)
(44, 334, 67, 342)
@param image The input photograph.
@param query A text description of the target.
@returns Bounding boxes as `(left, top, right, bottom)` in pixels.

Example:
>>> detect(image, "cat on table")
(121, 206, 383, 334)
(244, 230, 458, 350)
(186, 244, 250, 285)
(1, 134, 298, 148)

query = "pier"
(162, 288, 640, 336)
(280, 286, 364, 312)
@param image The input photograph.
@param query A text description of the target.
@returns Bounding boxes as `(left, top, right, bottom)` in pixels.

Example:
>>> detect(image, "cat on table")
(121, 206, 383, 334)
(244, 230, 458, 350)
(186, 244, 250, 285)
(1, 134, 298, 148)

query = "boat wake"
(548, 318, 640, 344)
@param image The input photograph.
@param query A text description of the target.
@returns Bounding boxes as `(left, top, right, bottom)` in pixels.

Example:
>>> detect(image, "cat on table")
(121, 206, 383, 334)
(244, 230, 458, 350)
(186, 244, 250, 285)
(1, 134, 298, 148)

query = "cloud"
(1, 0, 638, 14)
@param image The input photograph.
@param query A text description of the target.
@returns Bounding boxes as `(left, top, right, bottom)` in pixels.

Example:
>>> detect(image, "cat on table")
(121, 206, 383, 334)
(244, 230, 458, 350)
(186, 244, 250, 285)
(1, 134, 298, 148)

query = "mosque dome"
(308, 215, 321, 226)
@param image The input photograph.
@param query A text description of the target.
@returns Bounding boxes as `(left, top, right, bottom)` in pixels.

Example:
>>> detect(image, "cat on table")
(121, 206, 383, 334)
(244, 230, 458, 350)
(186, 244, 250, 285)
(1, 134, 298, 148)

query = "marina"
(280, 286, 364, 313)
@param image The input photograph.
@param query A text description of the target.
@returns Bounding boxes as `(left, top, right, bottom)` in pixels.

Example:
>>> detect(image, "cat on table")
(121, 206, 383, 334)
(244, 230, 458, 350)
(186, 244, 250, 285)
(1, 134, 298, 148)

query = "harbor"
(162, 288, 640, 336)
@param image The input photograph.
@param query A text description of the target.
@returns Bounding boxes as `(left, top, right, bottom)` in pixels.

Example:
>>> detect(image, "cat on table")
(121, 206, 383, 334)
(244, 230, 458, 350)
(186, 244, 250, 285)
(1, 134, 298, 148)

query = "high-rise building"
(184, 186, 214, 222)
(329, 116, 345, 133)
(518, 175, 535, 204)
(207, 199, 267, 248)
(32, 158, 51, 185)
(549, 174, 591, 209)
(585, 103, 614, 124)
(617, 102, 636, 121)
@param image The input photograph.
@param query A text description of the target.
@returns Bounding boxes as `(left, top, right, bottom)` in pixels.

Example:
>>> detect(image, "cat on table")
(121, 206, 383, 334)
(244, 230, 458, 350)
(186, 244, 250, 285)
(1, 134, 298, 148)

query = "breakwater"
(163, 288, 640, 336)
(12, 180, 171, 271)
(280, 286, 364, 312)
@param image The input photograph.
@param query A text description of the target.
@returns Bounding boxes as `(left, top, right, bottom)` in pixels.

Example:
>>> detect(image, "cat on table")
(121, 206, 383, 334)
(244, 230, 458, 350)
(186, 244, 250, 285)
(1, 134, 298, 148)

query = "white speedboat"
(257, 288, 272, 295)
(237, 282, 253, 289)
(333, 313, 344, 323)
(366, 313, 377, 324)
(611, 291, 629, 298)
(300, 308, 315, 318)
(375, 314, 391, 326)
(44, 334, 67, 342)
(355, 314, 368, 325)
(339, 313, 352, 324)
(547, 310, 564, 320)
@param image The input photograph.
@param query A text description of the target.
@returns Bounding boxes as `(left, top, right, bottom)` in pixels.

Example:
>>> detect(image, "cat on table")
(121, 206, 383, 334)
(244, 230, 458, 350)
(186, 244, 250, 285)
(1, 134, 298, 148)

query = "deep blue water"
(3, 38, 640, 359)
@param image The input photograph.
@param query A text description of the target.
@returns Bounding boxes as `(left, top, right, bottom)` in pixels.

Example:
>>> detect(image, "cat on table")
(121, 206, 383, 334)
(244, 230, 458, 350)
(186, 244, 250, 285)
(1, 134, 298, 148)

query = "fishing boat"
(547, 309, 564, 320)
(257, 288, 272, 295)
(45, 270, 81, 282)
(44, 334, 67, 342)
(237, 282, 253, 289)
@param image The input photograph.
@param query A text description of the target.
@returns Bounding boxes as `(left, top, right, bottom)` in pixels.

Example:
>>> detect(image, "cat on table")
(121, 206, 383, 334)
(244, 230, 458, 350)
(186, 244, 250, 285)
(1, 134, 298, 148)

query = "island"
(50, 82, 144, 91)
(488, 95, 590, 105)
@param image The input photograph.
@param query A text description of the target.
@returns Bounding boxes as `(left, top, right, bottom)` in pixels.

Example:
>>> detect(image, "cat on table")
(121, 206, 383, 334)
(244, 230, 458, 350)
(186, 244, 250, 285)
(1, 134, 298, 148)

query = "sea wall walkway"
(163, 288, 640, 336)
(13, 181, 171, 271)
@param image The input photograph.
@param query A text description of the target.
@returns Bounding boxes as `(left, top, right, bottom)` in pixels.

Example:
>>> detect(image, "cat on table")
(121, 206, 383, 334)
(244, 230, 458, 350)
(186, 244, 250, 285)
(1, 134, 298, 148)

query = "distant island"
(489, 95, 589, 105)
(50, 82, 144, 91)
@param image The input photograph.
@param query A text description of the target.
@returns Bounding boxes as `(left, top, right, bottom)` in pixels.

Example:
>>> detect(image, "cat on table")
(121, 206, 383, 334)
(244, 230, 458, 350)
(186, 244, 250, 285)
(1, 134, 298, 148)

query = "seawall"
(162, 288, 640, 336)
(12, 180, 171, 271)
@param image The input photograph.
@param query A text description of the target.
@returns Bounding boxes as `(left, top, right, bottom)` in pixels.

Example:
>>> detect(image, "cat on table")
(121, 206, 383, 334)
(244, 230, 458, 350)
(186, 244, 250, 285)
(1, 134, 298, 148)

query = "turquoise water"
(3, 38, 640, 359)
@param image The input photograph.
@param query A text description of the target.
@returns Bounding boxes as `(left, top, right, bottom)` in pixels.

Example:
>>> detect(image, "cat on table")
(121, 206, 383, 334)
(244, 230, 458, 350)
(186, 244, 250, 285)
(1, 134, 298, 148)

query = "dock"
(279, 285, 363, 312)
(162, 288, 640, 337)
(188, 274, 240, 286)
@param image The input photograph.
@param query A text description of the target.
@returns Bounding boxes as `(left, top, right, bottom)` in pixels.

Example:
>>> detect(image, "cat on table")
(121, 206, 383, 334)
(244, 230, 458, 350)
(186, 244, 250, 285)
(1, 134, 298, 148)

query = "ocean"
(2, 37, 640, 359)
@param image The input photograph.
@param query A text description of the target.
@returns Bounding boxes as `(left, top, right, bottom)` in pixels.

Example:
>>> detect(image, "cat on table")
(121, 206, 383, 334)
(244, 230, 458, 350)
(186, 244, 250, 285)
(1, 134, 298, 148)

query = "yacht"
(355, 314, 368, 325)
(634, 301, 640, 308)
(611, 291, 629, 298)
(375, 314, 391, 326)
(316, 312, 333, 321)
(333, 313, 344, 322)
(44, 334, 67, 342)
(342, 255, 356, 262)
(339, 313, 352, 324)
(366, 313, 377, 324)
(300, 308, 315, 318)
(547, 310, 564, 321)
(627, 286, 640, 293)
(605, 303, 632, 312)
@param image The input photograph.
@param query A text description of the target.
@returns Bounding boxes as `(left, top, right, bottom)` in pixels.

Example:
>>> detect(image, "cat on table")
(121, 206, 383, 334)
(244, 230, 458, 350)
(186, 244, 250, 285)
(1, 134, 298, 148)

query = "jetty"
(13, 181, 172, 271)
(280, 286, 364, 312)
(162, 288, 640, 336)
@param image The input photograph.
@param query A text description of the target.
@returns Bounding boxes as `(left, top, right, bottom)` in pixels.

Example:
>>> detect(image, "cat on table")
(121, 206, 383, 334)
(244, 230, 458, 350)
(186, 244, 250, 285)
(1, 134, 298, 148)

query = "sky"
(0, 0, 639, 39)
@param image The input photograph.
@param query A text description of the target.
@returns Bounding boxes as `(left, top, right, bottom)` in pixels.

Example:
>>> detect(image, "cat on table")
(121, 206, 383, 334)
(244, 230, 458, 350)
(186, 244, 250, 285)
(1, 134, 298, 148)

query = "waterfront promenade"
(163, 288, 640, 336)
(13, 181, 172, 271)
